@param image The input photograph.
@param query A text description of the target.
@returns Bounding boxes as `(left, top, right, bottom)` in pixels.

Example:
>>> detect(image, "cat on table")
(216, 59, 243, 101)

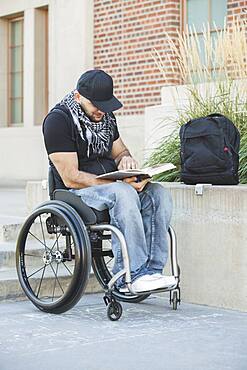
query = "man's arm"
(111, 137, 138, 170)
(49, 152, 113, 189)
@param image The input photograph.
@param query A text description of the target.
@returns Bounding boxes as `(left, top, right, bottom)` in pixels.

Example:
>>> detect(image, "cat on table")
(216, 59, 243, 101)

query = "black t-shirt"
(42, 104, 119, 189)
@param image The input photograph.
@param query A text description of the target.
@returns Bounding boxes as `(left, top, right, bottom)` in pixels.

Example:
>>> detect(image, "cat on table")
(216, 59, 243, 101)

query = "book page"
(142, 163, 176, 177)
(96, 162, 175, 180)
(96, 170, 149, 181)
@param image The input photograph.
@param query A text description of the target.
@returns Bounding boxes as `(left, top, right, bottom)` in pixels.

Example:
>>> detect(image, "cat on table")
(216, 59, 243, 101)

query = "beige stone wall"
(164, 183, 247, 312)
(117, 115, 145, 166)
(0, 0, 94, 184)
(0, 127, 48, 186)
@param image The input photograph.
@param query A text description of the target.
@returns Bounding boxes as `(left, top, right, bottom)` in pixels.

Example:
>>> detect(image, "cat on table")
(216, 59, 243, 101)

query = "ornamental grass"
(149, 19, 247, 183)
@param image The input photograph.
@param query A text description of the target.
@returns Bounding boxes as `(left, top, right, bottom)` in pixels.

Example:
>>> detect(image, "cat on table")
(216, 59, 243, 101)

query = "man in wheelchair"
(42, 69, 176, 294)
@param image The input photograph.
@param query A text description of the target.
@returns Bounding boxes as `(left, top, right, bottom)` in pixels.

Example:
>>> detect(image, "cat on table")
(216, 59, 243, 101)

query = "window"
(183, 0, 227, 32)
(8, 17, 24, 125)
(34, 7, 49, 125)
(182, 0, 227, 81)
(183, 0, 227, 59)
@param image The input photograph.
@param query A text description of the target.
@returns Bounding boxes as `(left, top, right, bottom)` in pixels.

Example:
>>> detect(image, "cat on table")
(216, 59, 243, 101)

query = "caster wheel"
(107, 301, 123, 321)
(172, 291, 178, 310)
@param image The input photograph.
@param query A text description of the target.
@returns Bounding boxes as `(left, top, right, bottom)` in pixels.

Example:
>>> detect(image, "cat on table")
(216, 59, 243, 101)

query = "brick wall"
(227, 0, 247, 23)
(94, 0, 246, 116)
(227, 1, 247, 79)
(94, 0, 181, 116)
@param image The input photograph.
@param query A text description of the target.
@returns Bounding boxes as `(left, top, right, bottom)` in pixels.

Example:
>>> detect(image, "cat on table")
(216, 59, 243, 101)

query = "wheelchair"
(16, 168, 181, 321)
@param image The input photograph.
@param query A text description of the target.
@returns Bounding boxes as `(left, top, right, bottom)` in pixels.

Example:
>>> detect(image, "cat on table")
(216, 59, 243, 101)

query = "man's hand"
(123, 176, 150, 192)
(112, 138, 138, 169)
(118, 156, 138, 170)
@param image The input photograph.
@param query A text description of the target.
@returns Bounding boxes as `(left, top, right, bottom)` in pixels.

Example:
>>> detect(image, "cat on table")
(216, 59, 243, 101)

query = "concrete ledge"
(163, 182, 247, 312)
(26, 180, 49, 213)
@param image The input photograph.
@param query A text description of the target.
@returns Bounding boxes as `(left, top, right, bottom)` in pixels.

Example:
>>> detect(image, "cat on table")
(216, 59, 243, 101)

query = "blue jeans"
(70, 182, 172, 282)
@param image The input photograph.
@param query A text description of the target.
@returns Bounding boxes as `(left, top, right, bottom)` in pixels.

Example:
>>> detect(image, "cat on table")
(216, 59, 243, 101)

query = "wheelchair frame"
(16, 170, 181, 321)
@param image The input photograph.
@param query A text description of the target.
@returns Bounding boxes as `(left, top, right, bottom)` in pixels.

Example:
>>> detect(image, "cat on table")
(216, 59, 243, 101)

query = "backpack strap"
(50, 107, 72, 127)
(207, 114, 240, 152)
(49, 106, 77, 143)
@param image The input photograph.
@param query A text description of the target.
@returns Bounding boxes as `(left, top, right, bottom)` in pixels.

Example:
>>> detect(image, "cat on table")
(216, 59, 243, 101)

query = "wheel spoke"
(51, 263, 59, 301)
(24, 253, 42, 258)
(36, 265, 47, 298)
(106, 258, 114, 267)
(27, 265, 46, 279)
(28, 231, 51, 252)
(39, 215, 46, 246)
(55, 226, 60, 251)
(49, 263, 64, 294)
(62, 261, 73, 276)
(50, 232, 62, 253)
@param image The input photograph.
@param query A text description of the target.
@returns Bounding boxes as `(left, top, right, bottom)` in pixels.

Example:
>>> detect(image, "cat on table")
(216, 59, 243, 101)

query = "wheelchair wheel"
(172, 291, 178, 310)
(92, 237, 150, 303)
(107, 301, 123, 321)
(16, 204, 91, 314)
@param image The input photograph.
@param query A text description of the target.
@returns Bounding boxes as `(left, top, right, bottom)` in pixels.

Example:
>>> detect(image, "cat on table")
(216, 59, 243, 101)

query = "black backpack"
(179, 114, 240, 185)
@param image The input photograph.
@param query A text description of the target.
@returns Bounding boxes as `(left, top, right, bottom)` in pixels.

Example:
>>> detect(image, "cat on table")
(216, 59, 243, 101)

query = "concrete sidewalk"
(0, 188, 246, 370)
(0, 293, 246, 370)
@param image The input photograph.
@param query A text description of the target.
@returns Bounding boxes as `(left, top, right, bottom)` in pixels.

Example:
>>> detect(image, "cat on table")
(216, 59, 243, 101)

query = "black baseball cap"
(76, 69, 122, 113)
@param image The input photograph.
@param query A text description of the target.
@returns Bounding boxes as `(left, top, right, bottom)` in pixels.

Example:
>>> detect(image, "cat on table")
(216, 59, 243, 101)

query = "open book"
(96, 163, 176, 181)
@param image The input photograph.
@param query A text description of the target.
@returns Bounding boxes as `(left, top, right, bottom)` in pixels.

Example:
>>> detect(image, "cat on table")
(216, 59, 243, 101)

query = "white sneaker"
(118, 286, 130, 293)
(131, 274, 176, 293)
(118, 275, 177, 293)
(151, 274, 177, 287)
(118, 275, 156, 293)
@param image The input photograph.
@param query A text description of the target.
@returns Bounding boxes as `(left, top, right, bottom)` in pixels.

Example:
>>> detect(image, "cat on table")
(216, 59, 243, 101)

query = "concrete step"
(0, 239, 58, 268)
(0, 245, 50, 269)
(0, 267, 103, 302)
(0, 217, 80, 243)
(0, 218, 73, 268)
(0, 220, 50, 243)
(0, 223, 22, 243)
(0, 242, 17, 268)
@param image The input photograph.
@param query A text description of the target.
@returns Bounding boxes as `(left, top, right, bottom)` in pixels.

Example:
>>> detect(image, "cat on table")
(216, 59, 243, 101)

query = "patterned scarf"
(60, 91, 117, 157)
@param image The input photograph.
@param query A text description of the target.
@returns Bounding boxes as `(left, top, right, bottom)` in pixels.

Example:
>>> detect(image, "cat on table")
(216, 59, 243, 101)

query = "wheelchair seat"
(48, 167, 110, 225)
(54, 190, 110, 225)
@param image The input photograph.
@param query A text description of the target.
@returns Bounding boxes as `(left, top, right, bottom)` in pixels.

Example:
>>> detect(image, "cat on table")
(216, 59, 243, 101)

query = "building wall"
(94, 0, 247, 116)
(94, 0, 181, 117)
(0, 0, 246, 185)
(0, 0, 94, 185)
(227, 0, 247, 22)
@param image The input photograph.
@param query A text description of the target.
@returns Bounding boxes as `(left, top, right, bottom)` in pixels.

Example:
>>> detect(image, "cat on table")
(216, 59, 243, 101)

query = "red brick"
(94, 0, 236, 115)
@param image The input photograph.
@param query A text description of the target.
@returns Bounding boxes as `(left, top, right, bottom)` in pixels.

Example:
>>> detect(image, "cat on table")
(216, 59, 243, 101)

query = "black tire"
(35, 201, 92, 313)
(107, 301, 123, 321)
(16, 204, 91, 314)
(92, 238, 150, 303)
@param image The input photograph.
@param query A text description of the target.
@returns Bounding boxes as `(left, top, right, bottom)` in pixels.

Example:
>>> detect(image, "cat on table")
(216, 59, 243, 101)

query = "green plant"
(149, 20, 247, 183)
